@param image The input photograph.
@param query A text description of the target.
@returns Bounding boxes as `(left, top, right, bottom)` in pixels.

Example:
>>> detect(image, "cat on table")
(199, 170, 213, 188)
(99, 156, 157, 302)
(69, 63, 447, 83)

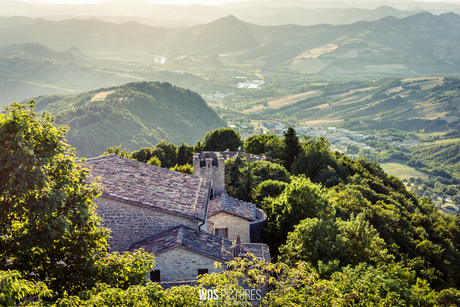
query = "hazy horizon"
(14, 0, 460, 5)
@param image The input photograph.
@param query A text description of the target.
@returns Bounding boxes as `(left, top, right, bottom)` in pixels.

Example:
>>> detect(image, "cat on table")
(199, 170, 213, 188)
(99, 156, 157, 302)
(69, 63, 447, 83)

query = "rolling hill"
(0, 12, 460, 75)
(28, 81, 225, 157)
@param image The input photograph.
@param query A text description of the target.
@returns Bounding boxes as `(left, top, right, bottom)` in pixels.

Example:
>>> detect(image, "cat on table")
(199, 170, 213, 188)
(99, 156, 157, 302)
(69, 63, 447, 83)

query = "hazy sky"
(23, 0, 245, 4)
(20, 0, 460, 4)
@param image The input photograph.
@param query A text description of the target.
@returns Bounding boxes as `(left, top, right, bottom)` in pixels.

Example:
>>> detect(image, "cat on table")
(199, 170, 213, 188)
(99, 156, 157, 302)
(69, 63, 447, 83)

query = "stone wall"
(208, 212, 250, 243)
(95, 197, 198, 252)
(152, 247, 226, 282)
(193, 152, 225, 196)
(250, 208, 268, 243)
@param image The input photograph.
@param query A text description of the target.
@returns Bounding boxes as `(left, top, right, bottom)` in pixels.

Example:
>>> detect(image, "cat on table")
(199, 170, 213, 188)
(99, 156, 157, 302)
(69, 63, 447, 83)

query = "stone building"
(87, 153, 269, 282)
(87, 155, 211, 252)
(208, 192, 267, 244)
(193, 151, 225, 197)
(130, 225, 233, 282)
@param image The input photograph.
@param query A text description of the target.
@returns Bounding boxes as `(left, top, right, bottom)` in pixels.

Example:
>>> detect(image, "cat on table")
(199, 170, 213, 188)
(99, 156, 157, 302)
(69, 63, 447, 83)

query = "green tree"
(265, 135, 284, 162)
(279, 217, 343, 266)
(177, 143, 194, 166)
(155, 140, 178, 168)
(130, 147, 166, 164)
(102, 145, 131, 158)
(203, 127, 242, 152)
(291, 137, 343, 186)
(147, 156, 162, 167)
(244, 134, 278, 154)
(347, 143, 360, 154)
(250, 160, 291, 187)
(252, 180, 289, 205)
(335, 212, 393, 266)
(194, 140, 204, 153)
(264, 176, 328, 259)
(225, 158, 290, 202)
(281, 127, 301, 172)
(170, 163, 193, 174)
(0, 101, 109, 293)
(225, 156, 250, 201)
(280, 213, 393, 268)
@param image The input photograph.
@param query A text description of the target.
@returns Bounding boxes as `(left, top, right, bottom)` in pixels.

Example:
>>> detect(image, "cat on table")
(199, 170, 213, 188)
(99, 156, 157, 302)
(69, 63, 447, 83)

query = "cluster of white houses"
(86, 152, 269, 282)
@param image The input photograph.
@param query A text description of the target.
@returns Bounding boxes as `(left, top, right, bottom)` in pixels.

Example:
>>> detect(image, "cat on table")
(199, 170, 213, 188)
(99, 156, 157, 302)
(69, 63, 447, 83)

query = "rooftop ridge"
(130, 225, 233, 262)
(193, 176, 203, 213)
(177, 225, 184, 245)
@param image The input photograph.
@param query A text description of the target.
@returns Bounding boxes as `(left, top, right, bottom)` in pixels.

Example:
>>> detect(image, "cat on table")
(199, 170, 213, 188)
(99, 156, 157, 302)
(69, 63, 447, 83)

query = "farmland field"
(380, 159, 430, 180)
(267, 90, 323, 109)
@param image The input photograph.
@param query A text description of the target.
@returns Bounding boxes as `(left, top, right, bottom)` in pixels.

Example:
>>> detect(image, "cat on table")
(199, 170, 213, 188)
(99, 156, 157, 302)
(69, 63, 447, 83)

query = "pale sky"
(17, 0, 460, 4)
(19, 0, 460, 4)
(22, 0, 245, 4)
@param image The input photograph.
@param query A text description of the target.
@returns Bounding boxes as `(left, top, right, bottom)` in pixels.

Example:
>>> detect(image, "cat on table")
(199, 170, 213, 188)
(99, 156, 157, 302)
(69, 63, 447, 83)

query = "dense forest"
(26, 81, 225, 157)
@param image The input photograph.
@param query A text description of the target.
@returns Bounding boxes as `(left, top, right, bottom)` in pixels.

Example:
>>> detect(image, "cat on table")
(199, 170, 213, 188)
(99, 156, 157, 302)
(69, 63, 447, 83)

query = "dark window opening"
(215, 228, 228, 238)
(198, 269, 209, 275)
(150, 270, 161, 282)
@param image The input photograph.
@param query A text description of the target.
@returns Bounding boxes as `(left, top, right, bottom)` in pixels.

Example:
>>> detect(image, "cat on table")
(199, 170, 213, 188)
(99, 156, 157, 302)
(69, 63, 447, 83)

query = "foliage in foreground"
(2, 256, 460, 307)
(0, 101, 156, 296)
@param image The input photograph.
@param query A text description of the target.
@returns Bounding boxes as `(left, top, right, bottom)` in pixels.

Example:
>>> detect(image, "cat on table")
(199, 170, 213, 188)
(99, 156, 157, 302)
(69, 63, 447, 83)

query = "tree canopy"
(0, 101, 155, 294)
(203, 127, 242, 152)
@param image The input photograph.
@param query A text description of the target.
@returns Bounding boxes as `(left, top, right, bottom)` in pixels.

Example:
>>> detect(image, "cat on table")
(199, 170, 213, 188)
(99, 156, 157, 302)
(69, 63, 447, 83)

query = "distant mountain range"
(1, 12, 460, 75)
(28, 81, 225, 157)
(1, 0, 459, 26)
(0, 4, 420, 28)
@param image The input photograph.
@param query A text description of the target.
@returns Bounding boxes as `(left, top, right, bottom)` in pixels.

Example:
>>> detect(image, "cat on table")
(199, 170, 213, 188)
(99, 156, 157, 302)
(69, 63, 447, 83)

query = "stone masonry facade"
(96, 197, 198, 252)
(209, 212, 251, 243)
(152, 247, 226, 282)
(193, 152, 225, 197)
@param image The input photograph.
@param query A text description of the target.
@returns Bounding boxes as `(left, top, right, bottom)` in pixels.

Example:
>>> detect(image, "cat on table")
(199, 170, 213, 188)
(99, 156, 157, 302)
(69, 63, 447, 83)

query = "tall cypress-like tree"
(282, 127, 301, 172)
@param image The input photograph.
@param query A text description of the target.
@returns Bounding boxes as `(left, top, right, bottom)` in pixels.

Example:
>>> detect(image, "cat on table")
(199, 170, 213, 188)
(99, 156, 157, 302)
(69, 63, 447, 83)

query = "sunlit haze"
(17, 0, 460, 3)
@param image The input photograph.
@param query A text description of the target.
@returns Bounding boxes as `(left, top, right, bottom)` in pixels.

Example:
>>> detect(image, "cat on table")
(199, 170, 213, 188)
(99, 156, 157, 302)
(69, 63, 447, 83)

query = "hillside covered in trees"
(27, 81, 225, 157)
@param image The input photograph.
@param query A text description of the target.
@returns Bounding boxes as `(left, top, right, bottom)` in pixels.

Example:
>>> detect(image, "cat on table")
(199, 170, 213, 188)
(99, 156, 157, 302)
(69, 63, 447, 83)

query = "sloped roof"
(86, 155, 211, 221)
(237, 243, 271, 263)
(208, 192, 258, 221)
(130, 225, 233, 262)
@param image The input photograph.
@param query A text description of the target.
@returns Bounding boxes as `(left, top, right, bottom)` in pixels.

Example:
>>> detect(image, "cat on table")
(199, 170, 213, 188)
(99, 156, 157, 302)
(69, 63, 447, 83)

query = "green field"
(380, 159, 430, 180)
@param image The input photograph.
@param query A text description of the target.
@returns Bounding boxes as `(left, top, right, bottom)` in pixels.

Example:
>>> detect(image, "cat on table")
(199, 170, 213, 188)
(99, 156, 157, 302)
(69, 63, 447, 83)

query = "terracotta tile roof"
(86, 155, 211, 221)
(130, 225, 233, 262)
(208, 192, 259, 221)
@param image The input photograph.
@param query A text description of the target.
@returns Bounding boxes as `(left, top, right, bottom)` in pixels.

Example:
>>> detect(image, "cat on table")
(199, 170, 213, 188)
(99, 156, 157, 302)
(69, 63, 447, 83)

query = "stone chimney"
(193, 152, 225, 197)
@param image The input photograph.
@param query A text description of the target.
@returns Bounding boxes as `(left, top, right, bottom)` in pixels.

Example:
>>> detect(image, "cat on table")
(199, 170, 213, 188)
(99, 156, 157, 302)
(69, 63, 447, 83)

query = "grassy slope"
(380, 159, 430, 180)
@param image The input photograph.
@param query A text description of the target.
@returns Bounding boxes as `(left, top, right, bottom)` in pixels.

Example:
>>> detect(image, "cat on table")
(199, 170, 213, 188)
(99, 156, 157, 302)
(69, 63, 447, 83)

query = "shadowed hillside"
(28, 81, 225, 157)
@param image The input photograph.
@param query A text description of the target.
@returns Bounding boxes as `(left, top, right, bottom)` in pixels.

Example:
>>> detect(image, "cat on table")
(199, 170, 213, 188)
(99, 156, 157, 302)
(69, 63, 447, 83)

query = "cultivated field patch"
(303, 119, 343, 126)
(91, 90, 115, 102)
(295, 44, 338, 60)
(363, 64, 411, 74)
(267, 90, 323, 109)
(288, 58, 328, 73)
(380, 159, 430, 180)
(244, 104, 266, 113)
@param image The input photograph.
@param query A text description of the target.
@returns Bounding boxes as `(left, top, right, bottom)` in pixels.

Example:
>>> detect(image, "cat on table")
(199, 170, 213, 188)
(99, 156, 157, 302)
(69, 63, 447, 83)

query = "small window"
(150, 270, 161, 282)
(198, 269, 208, 275)
(215, 228, 228, 238)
